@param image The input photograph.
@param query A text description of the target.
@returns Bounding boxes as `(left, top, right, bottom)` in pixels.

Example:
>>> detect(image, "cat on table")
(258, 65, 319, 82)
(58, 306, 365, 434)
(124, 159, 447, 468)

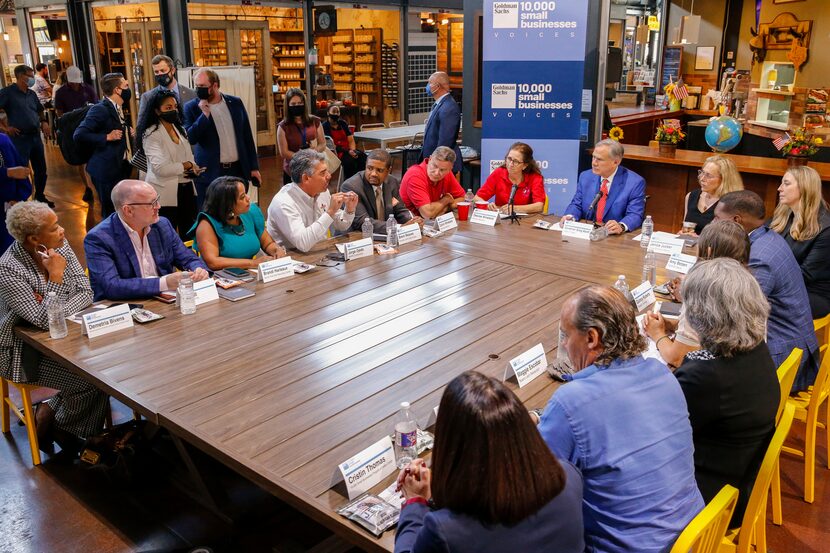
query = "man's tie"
(596, 179, 609, 224)
(375, 187, 384, 220)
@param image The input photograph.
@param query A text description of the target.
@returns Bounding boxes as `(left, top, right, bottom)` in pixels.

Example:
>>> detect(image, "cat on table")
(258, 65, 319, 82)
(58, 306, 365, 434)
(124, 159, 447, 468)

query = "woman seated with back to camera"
(394, 371, 584, 553)
(192, 176, 286, 271)
(679, 155, 743, 236)
(473, 142, 546, 214)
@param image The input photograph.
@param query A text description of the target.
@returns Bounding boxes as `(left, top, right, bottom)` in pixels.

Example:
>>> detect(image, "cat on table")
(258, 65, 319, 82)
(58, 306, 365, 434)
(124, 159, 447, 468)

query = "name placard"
(338, 435, 397, 500)
(82, 303, 133, 338)
(647, 235, 685, 255)
(469, 208, 499, 227)
(509, 343, 548, 388)
(397, 224, 423, 245)
(193, 278, 220, 305)
(435, 212, 458, 233)
(259, 256, 294, 283)
(666, 252, 697, 274)
(344, 238, 373, 260)
(631, 280, 657, 312)
(562, 220, 594, 240)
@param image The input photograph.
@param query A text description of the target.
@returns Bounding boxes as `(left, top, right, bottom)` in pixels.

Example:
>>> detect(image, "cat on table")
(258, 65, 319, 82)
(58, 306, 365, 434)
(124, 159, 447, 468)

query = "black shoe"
(35, 196, 56, 208)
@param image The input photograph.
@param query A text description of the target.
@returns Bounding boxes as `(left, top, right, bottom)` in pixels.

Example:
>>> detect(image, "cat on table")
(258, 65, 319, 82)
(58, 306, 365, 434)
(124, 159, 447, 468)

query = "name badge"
(631, 280, 657, 312)
(508, 343, 548, 388)
(193, 277, 220, 305)
(397, 224, 422, 245)
(435, 212, 458, 232)
(338, 435, 397, 500)
(344, 237, 373, 260)
(469, 208, 499, 226)
(82, 303, 133, 338)
(647, 236, 685, 255)
(259, 256, 294, 283)
(562, 220, 594, 240)
(666, 252, 697, 274)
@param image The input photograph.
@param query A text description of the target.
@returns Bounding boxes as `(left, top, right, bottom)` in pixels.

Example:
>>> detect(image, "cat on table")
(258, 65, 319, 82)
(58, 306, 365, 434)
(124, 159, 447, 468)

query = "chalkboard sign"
(660, 46, 683, 93)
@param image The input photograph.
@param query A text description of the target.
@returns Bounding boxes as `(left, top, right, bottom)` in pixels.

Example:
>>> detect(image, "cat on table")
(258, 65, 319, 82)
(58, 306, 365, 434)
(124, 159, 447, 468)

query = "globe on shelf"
(705, 116, 743, 153)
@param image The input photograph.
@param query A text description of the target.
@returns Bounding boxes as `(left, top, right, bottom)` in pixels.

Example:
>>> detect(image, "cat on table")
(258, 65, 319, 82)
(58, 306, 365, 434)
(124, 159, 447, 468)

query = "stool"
(1, 378, 43, 466)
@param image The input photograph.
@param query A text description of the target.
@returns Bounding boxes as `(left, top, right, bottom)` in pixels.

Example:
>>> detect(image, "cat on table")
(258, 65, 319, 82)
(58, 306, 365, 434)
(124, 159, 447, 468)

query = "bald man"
(84, 179, 208, 301)
(420, 71, 463, 174)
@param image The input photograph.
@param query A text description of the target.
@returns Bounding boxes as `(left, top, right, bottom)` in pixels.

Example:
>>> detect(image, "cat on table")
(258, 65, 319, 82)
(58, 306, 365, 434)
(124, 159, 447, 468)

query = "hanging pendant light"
(679, 0, 700, 45)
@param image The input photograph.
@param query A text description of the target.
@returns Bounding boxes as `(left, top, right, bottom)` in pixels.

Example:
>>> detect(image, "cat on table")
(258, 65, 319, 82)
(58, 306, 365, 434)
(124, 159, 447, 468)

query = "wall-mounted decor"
(694, 46, 715, 70)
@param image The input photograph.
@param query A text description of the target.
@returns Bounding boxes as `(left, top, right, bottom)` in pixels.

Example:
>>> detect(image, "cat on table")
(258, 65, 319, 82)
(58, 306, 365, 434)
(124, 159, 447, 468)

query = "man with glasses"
(560, 139, 646, 234)
(267, 149, 358, 253)
(84, 180, 208, 301)
(400, 146, 465, 219)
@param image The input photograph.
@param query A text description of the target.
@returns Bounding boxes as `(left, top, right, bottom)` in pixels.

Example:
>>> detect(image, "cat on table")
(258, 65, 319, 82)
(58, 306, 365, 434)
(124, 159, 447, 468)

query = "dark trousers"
(159, 182, 198, 241)
(91, 161, 132, 217)
(196, 162, 246, 210)
(11, 133, 47, 200)
(340, 150, 367, 180)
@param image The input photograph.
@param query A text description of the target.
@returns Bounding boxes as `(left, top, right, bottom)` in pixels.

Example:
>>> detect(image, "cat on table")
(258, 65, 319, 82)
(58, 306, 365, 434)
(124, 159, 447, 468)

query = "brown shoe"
(34, 402, 56, 455)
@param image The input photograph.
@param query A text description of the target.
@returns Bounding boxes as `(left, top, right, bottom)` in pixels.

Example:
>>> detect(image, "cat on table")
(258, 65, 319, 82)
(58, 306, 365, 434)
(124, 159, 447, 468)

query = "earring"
(230, 211, 236, 218)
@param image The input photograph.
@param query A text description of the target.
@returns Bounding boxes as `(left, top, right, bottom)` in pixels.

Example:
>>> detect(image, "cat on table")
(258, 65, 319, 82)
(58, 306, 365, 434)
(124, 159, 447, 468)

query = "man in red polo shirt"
(400, 145, 465, 218)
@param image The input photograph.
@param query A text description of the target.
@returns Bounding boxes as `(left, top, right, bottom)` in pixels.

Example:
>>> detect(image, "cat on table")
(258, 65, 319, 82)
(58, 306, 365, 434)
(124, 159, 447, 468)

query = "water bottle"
(640, 215, 654, 249)
(361, 217, 373, 240)
(178, 272, 197, 315)
(394, 401, 418, 468)
(386, 214, 398, 247)
(613, 274, 631, 301)
(46, 292, 68, 339)
(642, 252, 657, 286)
(464, 188, 474, 204)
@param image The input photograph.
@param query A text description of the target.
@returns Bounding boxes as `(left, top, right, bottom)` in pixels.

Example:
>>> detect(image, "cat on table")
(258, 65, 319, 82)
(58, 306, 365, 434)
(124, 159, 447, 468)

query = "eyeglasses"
(127, 196, 161, 208)
(697, 169, 718, 180)
(505, 157, 526, 166)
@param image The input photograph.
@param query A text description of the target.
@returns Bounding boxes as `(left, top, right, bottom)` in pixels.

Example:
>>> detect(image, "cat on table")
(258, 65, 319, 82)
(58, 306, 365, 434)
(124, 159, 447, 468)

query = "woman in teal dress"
(193, 176, 286, 270)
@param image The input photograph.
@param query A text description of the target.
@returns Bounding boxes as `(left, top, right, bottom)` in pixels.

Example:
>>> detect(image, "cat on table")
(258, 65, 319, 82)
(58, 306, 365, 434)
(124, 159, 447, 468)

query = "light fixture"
(0, 17, 7, 41)
(61, 33, 67, 41)
(441, 18, 449, 25)
(635, 23, 649, 44)
(426, 18, 434, 24)
(2, 34, 8, 41)
(679, 0, 700, 45)
(58, 47, 63, 53)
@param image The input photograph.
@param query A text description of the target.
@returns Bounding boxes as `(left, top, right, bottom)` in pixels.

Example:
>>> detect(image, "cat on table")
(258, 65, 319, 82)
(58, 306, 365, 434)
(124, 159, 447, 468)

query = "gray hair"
(366, 149, 392, 169)
(5, 201, 54, 243)
(568, 285, 647, 365)
(683, 258, 769, 357)
(290, 149, 327, 184)
(111, 179, 153, 210)
(430, 145, 457, 164)
(595, 138, 624, 161)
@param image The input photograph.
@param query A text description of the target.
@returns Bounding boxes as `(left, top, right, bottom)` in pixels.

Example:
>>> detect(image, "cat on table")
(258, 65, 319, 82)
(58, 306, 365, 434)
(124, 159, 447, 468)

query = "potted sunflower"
(655, 122, 686, 155)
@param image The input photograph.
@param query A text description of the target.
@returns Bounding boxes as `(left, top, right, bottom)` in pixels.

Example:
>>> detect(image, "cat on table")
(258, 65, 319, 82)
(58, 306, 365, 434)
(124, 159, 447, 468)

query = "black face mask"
(328, 115, 339, 123)
(196, 86, 211, 100)
(288, 104, 305, 118)
(155, 72, 173, 87)
(159, 111, 180, 125)
(120, 87, 132, 102)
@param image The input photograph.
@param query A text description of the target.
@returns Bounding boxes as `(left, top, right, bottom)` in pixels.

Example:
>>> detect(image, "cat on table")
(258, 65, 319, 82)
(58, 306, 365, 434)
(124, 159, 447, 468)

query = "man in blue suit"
(84, 180, 208, 302)
(561, 139, 646, 234)
(419, 72, 462, 175)
(715, 190, 820, 391)
(183, 68, 260, 209)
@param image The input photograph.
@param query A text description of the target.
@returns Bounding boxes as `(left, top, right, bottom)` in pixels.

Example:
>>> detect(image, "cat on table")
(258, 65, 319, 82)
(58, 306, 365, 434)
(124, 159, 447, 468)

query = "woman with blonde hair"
(680, 155, 743, 236)
(771, 165, 830, 318)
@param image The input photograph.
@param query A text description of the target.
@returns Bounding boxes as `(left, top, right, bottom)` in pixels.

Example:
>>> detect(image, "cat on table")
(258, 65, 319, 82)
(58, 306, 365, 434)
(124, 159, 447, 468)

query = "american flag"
(773, 133, 792, 150)
(673, 82, 689, 100)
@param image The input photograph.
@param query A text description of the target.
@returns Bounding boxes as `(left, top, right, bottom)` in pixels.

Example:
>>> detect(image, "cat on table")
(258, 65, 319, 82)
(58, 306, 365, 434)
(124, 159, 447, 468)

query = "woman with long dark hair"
(473, 142, 546, 214)
(276, 88, 326, 184)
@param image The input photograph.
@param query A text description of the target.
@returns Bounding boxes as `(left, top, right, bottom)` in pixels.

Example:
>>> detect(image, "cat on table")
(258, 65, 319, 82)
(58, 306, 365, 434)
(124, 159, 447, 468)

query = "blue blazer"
(84, 213, 207, 301)
(563, 166, 646, 231)
(73, 99, 129, 184)
(420, 95, 462, 174)
(1, 133, 33, 254)
(182, 94, 258, 195)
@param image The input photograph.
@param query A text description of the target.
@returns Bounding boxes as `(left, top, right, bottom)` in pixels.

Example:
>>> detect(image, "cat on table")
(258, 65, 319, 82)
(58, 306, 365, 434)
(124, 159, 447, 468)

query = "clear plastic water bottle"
(386, 214, 398, 247)
(640, 215, 654, 249)
(46, 292, 68, 339)
(361, 217, 373, 240)
(394, 401, 418, 468)
(178, 272, 197, 315)
(464, 188, 474, 204)
(613, 274, 631, 301)
(642, 252, 657, 286)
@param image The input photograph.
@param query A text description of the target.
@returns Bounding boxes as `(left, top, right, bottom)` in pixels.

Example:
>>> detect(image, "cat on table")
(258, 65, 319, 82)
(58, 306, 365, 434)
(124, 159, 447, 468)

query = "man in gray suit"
(341, 149, 423, 233)
(137, 54, 196, 122)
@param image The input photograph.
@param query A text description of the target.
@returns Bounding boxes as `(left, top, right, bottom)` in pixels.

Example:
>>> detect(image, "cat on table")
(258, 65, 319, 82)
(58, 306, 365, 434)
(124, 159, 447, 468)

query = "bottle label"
(396, 429, 417, 448)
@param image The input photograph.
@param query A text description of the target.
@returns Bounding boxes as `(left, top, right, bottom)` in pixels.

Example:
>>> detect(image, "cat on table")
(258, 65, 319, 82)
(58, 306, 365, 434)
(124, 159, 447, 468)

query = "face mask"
(159, 111, 180, 125)
(155, 72, 173, 87)
(27, 77, 36, 87)
(288, 104, 305, 118)
(328, 115, 339, 122)
(196, 86, 211, 100)
(120, 87, 132, 102)
(425, 83, 433, 96)
(0, 112, 6, 121)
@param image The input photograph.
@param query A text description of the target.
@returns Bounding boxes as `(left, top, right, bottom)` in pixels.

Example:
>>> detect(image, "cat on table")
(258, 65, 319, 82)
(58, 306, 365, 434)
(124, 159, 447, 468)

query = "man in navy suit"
(183, 68, 260, 209)
(419, 71, 462, 175)
(561, 139, 646, 234)
(84, 180, 208, 302)
(74, 72, 135, 217)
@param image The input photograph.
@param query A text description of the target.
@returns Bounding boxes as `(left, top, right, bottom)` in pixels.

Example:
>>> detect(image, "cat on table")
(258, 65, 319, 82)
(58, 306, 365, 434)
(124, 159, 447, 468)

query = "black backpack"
(56, 104, 94, 166)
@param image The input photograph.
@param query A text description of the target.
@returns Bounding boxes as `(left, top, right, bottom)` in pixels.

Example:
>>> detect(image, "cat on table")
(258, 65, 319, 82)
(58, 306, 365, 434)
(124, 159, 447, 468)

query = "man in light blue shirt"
(538, 285, 703, 553)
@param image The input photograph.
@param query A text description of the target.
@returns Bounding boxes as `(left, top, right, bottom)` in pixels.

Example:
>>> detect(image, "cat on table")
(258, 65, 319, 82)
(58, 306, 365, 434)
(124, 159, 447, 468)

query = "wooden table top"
(16, 217, 677, 552)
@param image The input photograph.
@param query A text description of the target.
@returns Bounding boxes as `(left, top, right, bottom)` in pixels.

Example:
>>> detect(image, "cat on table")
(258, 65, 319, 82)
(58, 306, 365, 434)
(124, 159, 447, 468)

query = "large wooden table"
(16, 218, 673, 552)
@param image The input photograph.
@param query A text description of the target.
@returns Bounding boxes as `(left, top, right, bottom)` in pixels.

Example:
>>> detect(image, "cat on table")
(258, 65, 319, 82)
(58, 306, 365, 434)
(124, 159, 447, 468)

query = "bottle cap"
(618, 274, 625, 279)
(400, 401, 410, 409)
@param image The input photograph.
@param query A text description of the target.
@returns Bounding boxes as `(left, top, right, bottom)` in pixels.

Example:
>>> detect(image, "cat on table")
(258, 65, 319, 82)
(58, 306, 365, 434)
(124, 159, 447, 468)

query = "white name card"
(666, 252, 697, 274)
(259, 256, 294, 283)
(647, 235, 685, 255)
(509, 343, 548, 388)
(562, 220, 594, 240)
(193, 278, 220, 305)
(82, 303, 133, 338)
(435, 212, 458, 232)
(338, 435, 397, 500)
(344, 237, 373, 260)
(397, 223, 423, 245)
(469, 208, 499, 226)
(632, 280, 657, 312)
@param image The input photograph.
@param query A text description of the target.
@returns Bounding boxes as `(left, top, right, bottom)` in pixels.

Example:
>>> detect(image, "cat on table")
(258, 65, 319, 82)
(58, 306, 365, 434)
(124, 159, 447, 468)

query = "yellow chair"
(0, 378, 43, 466)
(770, 347, 802, 525)
(670, 485, 738, 553)
(543, 196, 549, 215)
(781, 314, 830, 503)
(720, 403, 795, 553)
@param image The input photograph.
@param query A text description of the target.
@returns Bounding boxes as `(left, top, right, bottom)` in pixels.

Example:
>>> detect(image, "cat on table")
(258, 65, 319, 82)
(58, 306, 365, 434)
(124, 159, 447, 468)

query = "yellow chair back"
(814, 314, 830, 364)
(670, 485, 738, 553)
(543, 196, 549, 215)
(776, 348, 802, 422)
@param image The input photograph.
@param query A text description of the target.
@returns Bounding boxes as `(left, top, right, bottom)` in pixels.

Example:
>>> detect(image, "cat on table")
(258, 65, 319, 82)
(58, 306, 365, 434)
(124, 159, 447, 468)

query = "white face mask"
(0, 112, 7, 121)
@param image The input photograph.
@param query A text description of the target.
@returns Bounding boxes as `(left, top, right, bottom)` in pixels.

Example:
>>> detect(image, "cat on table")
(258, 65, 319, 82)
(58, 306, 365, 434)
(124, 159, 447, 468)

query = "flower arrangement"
(608, 126, 624, 141)
(655, 123, 686, 145)
(782, 127, 823, 157)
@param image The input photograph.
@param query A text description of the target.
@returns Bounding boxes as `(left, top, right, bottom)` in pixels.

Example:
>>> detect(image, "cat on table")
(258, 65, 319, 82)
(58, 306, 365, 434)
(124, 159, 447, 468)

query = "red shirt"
(400, 159, 465, 215)
(476, 166, 546, 207)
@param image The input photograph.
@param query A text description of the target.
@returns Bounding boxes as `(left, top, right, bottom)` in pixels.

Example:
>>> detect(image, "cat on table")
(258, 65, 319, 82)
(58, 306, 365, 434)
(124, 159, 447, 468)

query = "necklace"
(225, 217, 245, 236)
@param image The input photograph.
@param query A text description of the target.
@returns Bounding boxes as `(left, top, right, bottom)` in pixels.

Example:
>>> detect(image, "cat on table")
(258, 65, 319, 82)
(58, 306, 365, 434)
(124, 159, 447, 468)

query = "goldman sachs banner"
(482, 0, 589, 215)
